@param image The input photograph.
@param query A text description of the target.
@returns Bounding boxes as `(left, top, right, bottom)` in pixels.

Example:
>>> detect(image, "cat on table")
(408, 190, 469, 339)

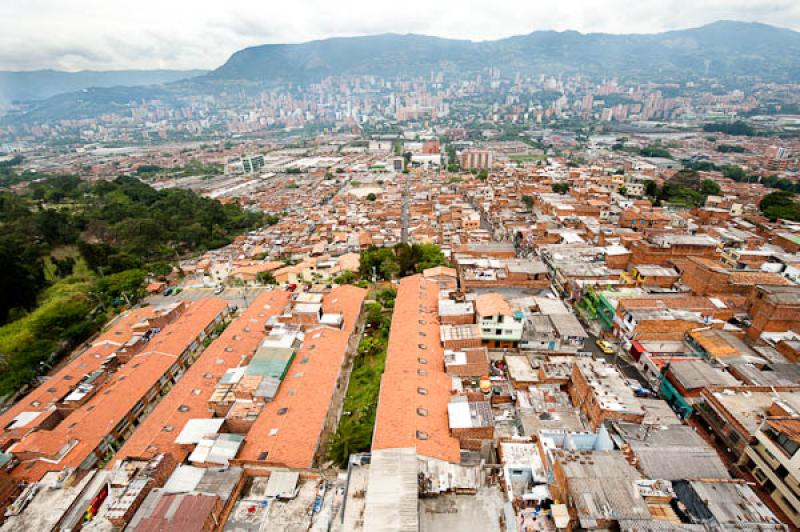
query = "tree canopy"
(702, 121, 756, 136)
(359, 243, 450, 281)
(0, 174, 264, 396)
(760, 191, 800, 222)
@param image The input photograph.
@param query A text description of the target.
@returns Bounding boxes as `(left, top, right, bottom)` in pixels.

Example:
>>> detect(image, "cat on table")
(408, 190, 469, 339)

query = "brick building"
(748, 285, 800, 340)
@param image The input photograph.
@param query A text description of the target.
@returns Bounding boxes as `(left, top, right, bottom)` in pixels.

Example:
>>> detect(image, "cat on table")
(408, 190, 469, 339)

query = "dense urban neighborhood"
(2, 18, 800, 532)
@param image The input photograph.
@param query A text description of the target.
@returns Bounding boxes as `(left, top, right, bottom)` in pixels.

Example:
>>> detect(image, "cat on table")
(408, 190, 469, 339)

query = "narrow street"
(400, 171, 410, 244)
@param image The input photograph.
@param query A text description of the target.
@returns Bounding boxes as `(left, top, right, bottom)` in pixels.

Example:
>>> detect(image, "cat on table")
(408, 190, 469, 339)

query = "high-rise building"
(460, 149, 493, 170)
(242, 154, 265, 174)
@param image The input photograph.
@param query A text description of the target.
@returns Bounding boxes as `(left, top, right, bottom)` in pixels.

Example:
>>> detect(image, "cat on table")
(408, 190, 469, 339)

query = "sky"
(1, 0, 799, 71)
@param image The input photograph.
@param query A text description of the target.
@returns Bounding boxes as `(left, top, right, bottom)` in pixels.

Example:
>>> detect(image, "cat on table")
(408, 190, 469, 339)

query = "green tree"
(760, 191, 800, 221)
(333, 270, 357, 285)
(703, 121, 755, 136)
(366, 192, 377, 201)
(552, 182, 569, 194)
(639, 145, 672, 158)
(94, 269, 146, 306)
(701, 179, 721, 196)
(722, 165, 747, 181)
(644, 181, 658, 197)
(256, 271, 277, 285)
(521, 195, 533, 210)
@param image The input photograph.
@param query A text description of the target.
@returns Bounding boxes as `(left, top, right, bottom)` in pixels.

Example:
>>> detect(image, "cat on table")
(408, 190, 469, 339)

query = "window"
(417, 408, 428, 416)
(300, 357, 310, 364)
(416, 431, 429, 440)
(277, 408, 289, 416)
(162, 425, 174, 432)
(177, 404, 190, 413)
(418, 357, 428, 365)
(258, 451, 269, 460)
(417, 369, 428, 376)
(417, 387, 428, 396)
(767, 428, 800, 458)
(418, 344, 427, 350)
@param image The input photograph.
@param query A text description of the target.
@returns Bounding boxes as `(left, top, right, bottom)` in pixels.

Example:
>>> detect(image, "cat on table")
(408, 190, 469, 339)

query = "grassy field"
(0, 259, 101, 399)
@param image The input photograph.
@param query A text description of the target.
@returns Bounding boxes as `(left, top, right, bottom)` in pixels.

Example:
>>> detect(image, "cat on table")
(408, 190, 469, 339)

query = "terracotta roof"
(423, 266, 457, 279)
(474, 292, 512, 317)
(113, 291, 291, 464)
(0, 306, 166, 448)
(8, 299, 229, 482)
(372, 275, 461, 463)
(237, 285, 366, 468)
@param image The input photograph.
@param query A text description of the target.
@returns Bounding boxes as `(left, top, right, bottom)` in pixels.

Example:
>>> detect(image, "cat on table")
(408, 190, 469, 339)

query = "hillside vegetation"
(0, 174, 263, 397)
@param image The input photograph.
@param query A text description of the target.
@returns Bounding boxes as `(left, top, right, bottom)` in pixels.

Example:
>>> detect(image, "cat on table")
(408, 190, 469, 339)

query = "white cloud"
(0, 0, 798, 71)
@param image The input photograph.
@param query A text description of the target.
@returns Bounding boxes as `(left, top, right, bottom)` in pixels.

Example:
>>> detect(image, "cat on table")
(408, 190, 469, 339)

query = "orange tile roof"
(237, 285, 366, 468)
(474, 292, 512, 317)
(372, 275, 461, 463)
(0, 307, 163, 449)
(113, 291, 292, 464)
(8, 298, 229, 482)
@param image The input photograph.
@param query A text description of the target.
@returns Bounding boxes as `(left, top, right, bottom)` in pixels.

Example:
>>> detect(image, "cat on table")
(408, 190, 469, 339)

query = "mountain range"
(0, 69, 206, 104)
(209, 21, 800, 82)
(3, 21, 800, 125)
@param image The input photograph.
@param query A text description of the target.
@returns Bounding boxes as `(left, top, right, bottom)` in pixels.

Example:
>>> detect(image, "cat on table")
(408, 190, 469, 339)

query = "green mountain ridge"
(209, 21, 800, 81)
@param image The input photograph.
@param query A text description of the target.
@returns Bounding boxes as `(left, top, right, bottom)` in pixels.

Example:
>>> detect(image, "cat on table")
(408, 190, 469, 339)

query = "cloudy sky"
(1, 0, 799, 71)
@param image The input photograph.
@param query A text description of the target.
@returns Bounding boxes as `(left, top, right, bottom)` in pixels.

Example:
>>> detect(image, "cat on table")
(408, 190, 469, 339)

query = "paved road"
(585, 331, 651, 389)
(145, 286, 269, 310)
